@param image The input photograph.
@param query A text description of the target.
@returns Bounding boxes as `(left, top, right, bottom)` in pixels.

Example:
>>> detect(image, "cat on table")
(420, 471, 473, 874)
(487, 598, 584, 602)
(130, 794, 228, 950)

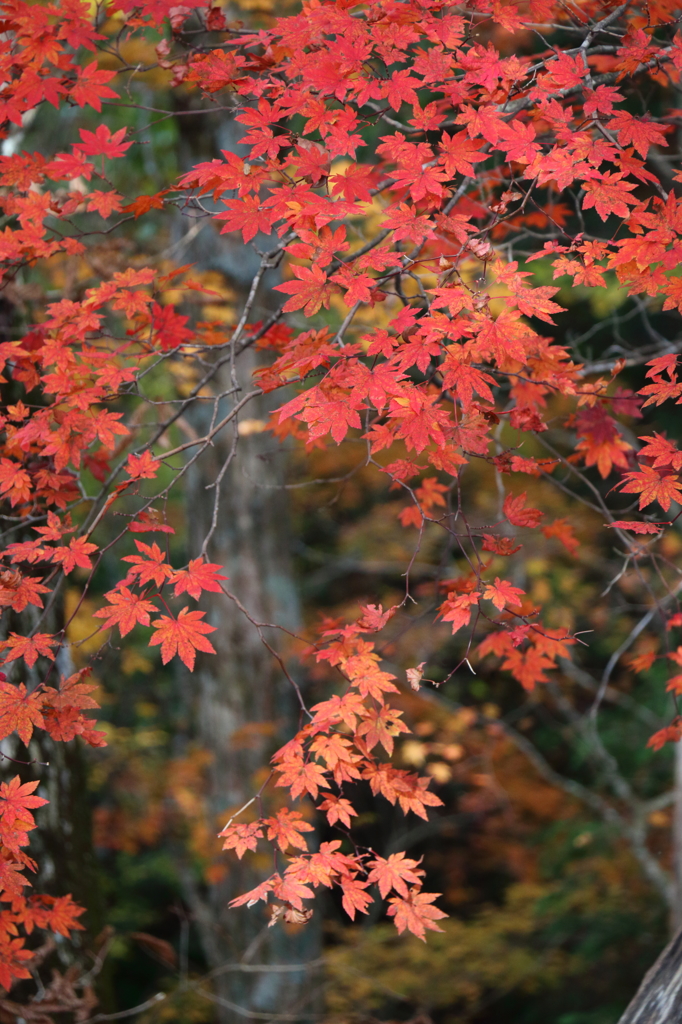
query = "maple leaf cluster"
(0, 0, 240, 988)
(219, 609, 446, 938)
(3, 0, 682, 970)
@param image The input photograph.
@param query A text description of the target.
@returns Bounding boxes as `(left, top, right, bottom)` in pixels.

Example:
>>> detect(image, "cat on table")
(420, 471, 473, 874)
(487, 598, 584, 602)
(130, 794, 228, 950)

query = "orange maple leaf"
(94, 586, 158, 637)
(218, 822, 263, 859)
(37, 894, 85, 937)
(48, 536, 97, 574)
(367, 852, 425, 899)
(482, 577, 525, 610)
(46, 669, 101, 712)
(439, 590, 480, 634)
(274, 757, 330, 800)
(149, 607, 217, 670)
(0, 633, 56, 668)
(318, 794, 357, 828)
(0, 777, 47, 828)
(265, 808, 314, 852)
(503, 491, 544, 528)
(617, 465, 682, 511)
(340, 875, 372, 920)
(387, 888, 447, 940)
(170, 558, 228, 600)
(229, 876, 276, 909)
(125, 450, 161, 479)
(0, 682, 45, 745)
(542, 518, 580, 554)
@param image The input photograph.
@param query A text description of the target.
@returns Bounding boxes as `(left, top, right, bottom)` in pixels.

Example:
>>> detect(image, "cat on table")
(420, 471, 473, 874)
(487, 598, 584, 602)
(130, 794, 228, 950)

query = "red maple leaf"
(497, 120, 539, 164)
(357, 705, 409, 755)
(38, 894, 85, 937)
(229, 876, 276, 908)
(439, 130, 486, 177)
(481, 534, 522, 555)
(582, 173, 638, 221)
(124, 193, 165, 218)
(503, 491, 544, 528)
(0, 459, 31, 506)
(274, 873, 315, 910)
(122, 540, 173, 588)
(149, 608, 217, 670)
(358, 603, 397, 631)
(215, 194, 274, 241)
(330, 163, 375, 202)
(129, 510, 175, 534)
(384, 69, 420, 111)
(390, 162, 448, 202)
(76, 125, 132, 159)
(86, 190, 123, 217)
(607, 520, 668, 534)
(647, 720, 682, 751)
(69, 61, 118, 111)
(46, 669, 100, 712)
(278, 382, 365, 444)
(274, 264, 335, 316)
(607, 111, 668, 158)
(0, 936, 33, 991)
(502, 646, 554, 691)
(441, 358, 495, 409)
(9, 576, 50, 613)
(456, 104, 506, 144)
(387, 391, 449, 453)
(638, 433, 682, 472)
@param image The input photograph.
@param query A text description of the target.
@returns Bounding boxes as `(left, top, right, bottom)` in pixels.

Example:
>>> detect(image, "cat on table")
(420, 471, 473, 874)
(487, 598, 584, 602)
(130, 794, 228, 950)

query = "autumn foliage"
(3, 0, 682, 1000)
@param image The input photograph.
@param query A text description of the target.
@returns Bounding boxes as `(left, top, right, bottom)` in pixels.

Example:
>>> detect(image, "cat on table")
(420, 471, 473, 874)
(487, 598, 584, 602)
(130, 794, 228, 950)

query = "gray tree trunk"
(175, 110, 322, 1023)
(618, 929, 682, 1024)
(618, 741, 682, 1023)
(673, 742, 682, 933)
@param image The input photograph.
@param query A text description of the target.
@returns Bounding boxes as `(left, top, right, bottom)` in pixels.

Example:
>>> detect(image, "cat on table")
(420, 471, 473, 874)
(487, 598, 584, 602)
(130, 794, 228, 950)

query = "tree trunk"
(175, 108, 322, 1023)
(673, 741, 682, 932)
(618, 929, 682, 1024)
(185, 355, 321, 1022)
(622, 737, 682, 1023)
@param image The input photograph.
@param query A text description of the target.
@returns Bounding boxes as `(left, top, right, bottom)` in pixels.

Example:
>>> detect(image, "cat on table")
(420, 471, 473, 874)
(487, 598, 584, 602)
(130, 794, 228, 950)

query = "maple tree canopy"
(2, 0, 682, 992)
